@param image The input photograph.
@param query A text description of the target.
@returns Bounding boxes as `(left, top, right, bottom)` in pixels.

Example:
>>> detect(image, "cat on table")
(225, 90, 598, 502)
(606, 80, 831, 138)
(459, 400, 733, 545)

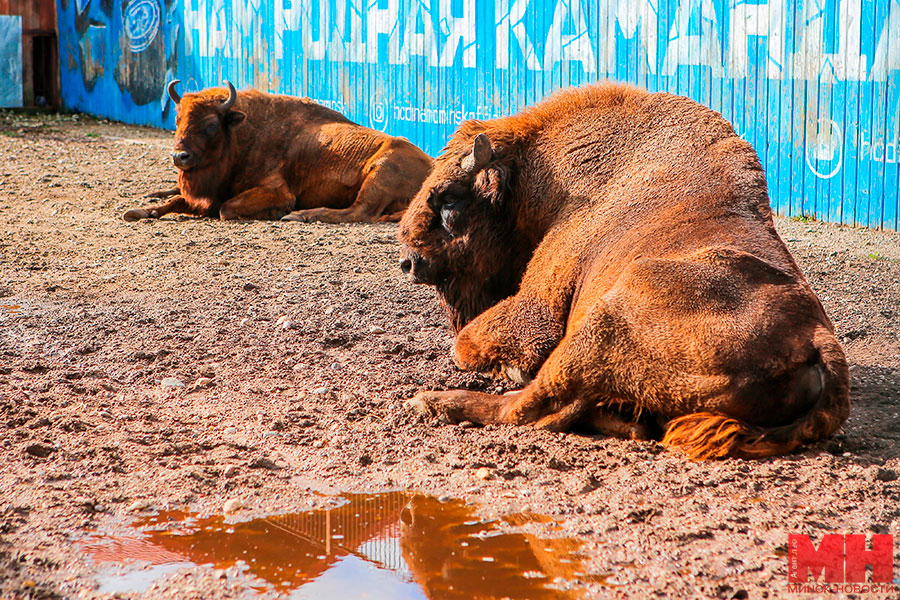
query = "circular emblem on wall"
(370, 101, 388, 132)
(805, 118, 843, 180)
(124, 0, 160, 53)
(372, 101, 386, 123)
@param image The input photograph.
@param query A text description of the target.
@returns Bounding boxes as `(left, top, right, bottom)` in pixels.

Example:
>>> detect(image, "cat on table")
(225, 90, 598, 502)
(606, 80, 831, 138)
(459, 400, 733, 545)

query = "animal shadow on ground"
(829, 363, 900, 463)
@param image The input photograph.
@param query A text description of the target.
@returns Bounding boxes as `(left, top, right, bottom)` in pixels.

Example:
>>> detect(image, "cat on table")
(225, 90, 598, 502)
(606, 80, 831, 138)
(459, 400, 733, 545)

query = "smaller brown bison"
(399, 82, 850, 459)
(124, 81, 431, 223)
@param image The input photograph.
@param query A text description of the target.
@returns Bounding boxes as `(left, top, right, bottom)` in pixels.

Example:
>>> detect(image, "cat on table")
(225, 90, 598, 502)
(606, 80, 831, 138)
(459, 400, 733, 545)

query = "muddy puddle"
(80, 492, 596, 599)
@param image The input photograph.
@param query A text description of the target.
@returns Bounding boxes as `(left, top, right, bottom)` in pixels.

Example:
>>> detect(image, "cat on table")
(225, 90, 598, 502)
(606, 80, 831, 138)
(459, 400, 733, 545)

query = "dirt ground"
(1, 111, 899, 600)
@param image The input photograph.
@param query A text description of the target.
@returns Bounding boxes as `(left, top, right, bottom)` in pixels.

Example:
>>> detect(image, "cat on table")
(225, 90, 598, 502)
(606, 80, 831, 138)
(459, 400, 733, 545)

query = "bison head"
(399, 130, 529, 331)
(167, 80, 245, 171)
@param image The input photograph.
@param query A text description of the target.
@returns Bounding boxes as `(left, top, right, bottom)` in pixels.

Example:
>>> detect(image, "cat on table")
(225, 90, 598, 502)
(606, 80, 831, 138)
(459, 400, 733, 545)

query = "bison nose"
(400, 250, 437, 284)
(171, 151, 191, 167)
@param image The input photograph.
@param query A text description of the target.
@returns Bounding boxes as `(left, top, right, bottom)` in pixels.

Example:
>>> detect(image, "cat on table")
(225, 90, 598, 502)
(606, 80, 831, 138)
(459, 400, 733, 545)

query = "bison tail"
(661, 413, 793, 460)
(663, 328, 850, 460)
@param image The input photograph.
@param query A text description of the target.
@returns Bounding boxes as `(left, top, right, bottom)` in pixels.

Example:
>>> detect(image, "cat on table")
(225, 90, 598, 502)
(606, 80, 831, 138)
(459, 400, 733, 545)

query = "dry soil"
(1, 112, 899, 599)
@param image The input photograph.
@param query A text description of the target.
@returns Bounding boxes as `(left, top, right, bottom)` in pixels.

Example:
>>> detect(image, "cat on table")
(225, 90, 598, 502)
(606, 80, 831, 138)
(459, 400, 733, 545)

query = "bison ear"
(473, 162, 510, 208)
(461, 133, 492, 173)
(224, 111, 246, 127)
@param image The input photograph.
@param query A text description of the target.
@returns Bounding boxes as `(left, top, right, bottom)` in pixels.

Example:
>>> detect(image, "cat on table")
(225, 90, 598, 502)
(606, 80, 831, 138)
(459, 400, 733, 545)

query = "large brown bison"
(399, 83, 850, 459)
(124, 81, 431, 223)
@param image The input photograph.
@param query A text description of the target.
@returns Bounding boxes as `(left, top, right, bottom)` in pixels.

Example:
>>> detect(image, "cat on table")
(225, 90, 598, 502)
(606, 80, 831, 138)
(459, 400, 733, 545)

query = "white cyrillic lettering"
(330, 0, 367, 63)
(602, 1, 658, 75)
(400, 0, 438, 65)
(727, 0, 784, 79)
(367, 0, 401, 64)
(496, 0, 540, 70)
(274, 0, 302, 59)
(662, 0, 724, 76)
(439, 0, 476, 68)
(544, 0, 596, 73)
(871, 0, 900, 81)
(303, 0, 329, 60)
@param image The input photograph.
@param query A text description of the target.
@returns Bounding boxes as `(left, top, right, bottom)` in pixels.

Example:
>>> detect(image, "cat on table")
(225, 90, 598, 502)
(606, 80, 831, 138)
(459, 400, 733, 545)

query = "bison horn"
(221, 80, 237, 111)
(461, 133, 492, 173)
(167, 80, 182, 104)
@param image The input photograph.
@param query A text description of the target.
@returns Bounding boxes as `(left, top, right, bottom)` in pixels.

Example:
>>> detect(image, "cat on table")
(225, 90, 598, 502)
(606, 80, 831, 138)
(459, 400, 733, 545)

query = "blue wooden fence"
(0, 15, 23, 107)
(56, 0, 900, 229)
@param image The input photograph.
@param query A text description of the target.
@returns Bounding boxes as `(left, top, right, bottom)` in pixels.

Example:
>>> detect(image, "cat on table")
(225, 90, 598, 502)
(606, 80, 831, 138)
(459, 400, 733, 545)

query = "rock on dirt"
(160, 377, 185, 390)
(126, 500, 150, 512)
(475, 467, 493, 480)
(24, 444, 55, 458)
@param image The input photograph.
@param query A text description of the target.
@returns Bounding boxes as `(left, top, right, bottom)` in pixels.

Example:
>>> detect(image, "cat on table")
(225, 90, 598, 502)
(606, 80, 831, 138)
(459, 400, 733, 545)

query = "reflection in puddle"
(94, 562, 194, 595)
(81, 492, 593, 598)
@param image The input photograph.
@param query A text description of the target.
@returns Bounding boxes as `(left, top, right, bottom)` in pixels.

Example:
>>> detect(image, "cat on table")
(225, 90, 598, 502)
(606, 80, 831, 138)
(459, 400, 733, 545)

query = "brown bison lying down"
(124, 81, 431, 223)
(399, 83, 849, 459)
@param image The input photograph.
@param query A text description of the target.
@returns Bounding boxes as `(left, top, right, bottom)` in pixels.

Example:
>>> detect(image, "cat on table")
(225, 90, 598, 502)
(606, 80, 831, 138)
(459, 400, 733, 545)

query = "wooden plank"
(868, 1, 889, 229)
(787, 2, 802, 219)
(764, 0, 784, 217)
(880, 1, 898, 231)
(824, 0, 841, 225)
(24, 0, 33, 32)
(856, 61, 873, 231)
(35, 0, 54, 31)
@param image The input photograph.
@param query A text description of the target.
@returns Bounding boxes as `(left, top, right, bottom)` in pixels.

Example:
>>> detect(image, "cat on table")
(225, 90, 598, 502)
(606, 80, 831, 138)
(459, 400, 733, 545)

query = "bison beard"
(398, 82, 850, 459)
(434, 228, 527, 333)
(124, 81, 431, 224)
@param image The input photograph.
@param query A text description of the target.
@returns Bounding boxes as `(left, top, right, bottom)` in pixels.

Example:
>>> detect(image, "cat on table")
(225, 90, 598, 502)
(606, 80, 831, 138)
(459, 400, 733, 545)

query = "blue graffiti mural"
(0, 15, 23, 108)
(56, 0, 900, 229)
(124, 0, 161, 53)
(58, 0, 181, 121)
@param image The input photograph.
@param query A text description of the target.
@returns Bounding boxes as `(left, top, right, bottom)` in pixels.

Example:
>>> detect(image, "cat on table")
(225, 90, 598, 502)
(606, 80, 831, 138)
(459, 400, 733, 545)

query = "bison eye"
(205, 122, 219, 136)
(440, 196, 468, 234)
(426, 190, 442, 212)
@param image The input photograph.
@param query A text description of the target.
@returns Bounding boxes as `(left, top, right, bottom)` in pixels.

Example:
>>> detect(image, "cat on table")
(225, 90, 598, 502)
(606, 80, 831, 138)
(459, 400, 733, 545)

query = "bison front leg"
(280, 175, 392, 223)
(219, 184, 294, 221)
(406, 390, 512, 425)
(145, 186, 180, 200)
(378, 208, 408, 223)
(408, 300, 652, 437)
(123, 196, 204, 221)
(409, 303, 581, 428)
(281, 202, 406, 223)
(408, 341, 593, 431)
(408, 387, 653, 439)
(406, 385, 592, 433)
(453, 295, 565, 384)
(281, 206, 377, 224)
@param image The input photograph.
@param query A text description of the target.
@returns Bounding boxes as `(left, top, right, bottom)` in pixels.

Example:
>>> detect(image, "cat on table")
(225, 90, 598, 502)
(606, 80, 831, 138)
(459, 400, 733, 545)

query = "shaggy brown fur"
(398, 82, 850, 459)
(124, 84, 431, 223)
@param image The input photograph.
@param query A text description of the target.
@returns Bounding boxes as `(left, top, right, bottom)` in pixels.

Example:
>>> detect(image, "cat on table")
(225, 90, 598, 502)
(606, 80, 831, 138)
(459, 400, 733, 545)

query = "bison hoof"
(405, 393, 457, 424)
(503, 365, 532, 386)
(123, 208, 154, 222)
(280, 212, 307, 222)
(405, 395, 435, 416)
(405, 391, 469, 424)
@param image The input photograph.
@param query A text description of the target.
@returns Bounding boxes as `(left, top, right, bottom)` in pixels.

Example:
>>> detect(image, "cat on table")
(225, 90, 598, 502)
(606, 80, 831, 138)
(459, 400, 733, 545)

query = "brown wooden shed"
(0, 0, 57, 107)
